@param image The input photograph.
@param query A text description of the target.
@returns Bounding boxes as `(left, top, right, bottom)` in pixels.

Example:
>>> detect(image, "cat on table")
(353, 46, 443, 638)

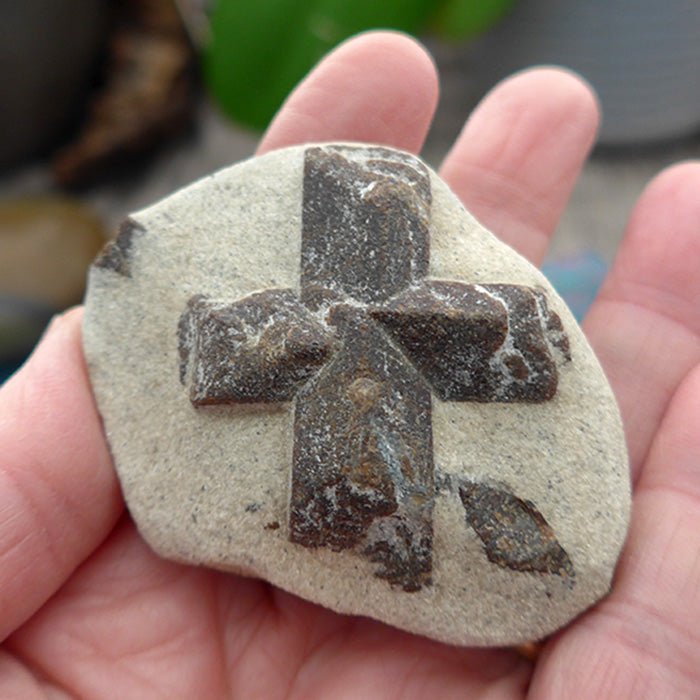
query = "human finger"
(439, 67, 599, 266)
(0, 308, 123, 642)
(583, 162, 700, 482)
(528, 362, 700, 699)
(257, 31, 439, 156)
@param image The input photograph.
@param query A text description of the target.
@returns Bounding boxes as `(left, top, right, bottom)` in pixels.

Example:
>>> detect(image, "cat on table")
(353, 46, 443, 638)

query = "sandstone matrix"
(82, 143, 630, 646)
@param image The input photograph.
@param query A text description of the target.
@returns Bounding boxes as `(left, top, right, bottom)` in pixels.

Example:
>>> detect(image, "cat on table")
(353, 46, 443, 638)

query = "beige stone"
(83, 143, 630, 646)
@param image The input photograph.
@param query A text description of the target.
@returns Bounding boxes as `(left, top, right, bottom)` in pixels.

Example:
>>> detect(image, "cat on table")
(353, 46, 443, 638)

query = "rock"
(82, 143, 630, 646)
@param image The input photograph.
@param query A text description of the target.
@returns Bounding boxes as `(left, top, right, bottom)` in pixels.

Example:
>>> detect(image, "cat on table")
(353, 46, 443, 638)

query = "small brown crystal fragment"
(459, 481, 575, 580)
(533, 289, 572, 361)
(92, 218, 143, 277)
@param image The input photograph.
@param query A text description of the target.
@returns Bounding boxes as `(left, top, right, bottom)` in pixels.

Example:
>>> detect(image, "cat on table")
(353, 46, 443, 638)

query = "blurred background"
(2, 0, 699, 382)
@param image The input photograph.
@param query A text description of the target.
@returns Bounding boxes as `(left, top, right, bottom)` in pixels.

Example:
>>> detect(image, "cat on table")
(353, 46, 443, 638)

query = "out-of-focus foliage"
(204, 0, 518, 130)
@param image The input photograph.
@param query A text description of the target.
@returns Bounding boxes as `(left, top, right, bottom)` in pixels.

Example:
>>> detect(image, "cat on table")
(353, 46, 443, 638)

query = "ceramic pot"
(0, 0, 108, 167)
(470, 0, 700, 144)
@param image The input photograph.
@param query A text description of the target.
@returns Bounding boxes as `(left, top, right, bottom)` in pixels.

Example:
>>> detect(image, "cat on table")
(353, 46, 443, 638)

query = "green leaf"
(431, 0, 519, 42)
(203, 0, 439, 130)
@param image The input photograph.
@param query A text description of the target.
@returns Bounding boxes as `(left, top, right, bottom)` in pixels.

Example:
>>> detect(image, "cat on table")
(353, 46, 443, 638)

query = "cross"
(178, 145, 572, 592)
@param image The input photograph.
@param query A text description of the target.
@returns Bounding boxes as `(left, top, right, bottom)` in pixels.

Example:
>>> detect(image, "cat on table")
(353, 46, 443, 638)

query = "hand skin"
(1, 31, 699, 699)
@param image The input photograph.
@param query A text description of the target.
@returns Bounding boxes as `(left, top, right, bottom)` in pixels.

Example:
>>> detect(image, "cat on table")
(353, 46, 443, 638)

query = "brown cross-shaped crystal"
(178, 145, 573, 592)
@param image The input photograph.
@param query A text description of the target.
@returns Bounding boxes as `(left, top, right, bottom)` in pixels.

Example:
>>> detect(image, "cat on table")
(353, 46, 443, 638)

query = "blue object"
(542, 252, 607, 322)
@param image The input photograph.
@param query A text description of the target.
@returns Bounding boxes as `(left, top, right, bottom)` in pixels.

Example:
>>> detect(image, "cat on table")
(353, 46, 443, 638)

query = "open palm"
(2, 33, 699, 699)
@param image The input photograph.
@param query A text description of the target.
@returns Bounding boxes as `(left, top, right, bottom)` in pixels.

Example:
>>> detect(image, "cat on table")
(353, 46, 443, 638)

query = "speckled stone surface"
(82, 143, 630, 646)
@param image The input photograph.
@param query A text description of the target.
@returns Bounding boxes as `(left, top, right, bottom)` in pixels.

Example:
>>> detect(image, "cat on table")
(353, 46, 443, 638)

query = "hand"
(1, 32, 699, 698)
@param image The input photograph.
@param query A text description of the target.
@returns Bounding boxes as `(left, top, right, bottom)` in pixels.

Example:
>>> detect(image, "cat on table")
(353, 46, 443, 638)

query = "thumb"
(0, 307, 123, 641)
